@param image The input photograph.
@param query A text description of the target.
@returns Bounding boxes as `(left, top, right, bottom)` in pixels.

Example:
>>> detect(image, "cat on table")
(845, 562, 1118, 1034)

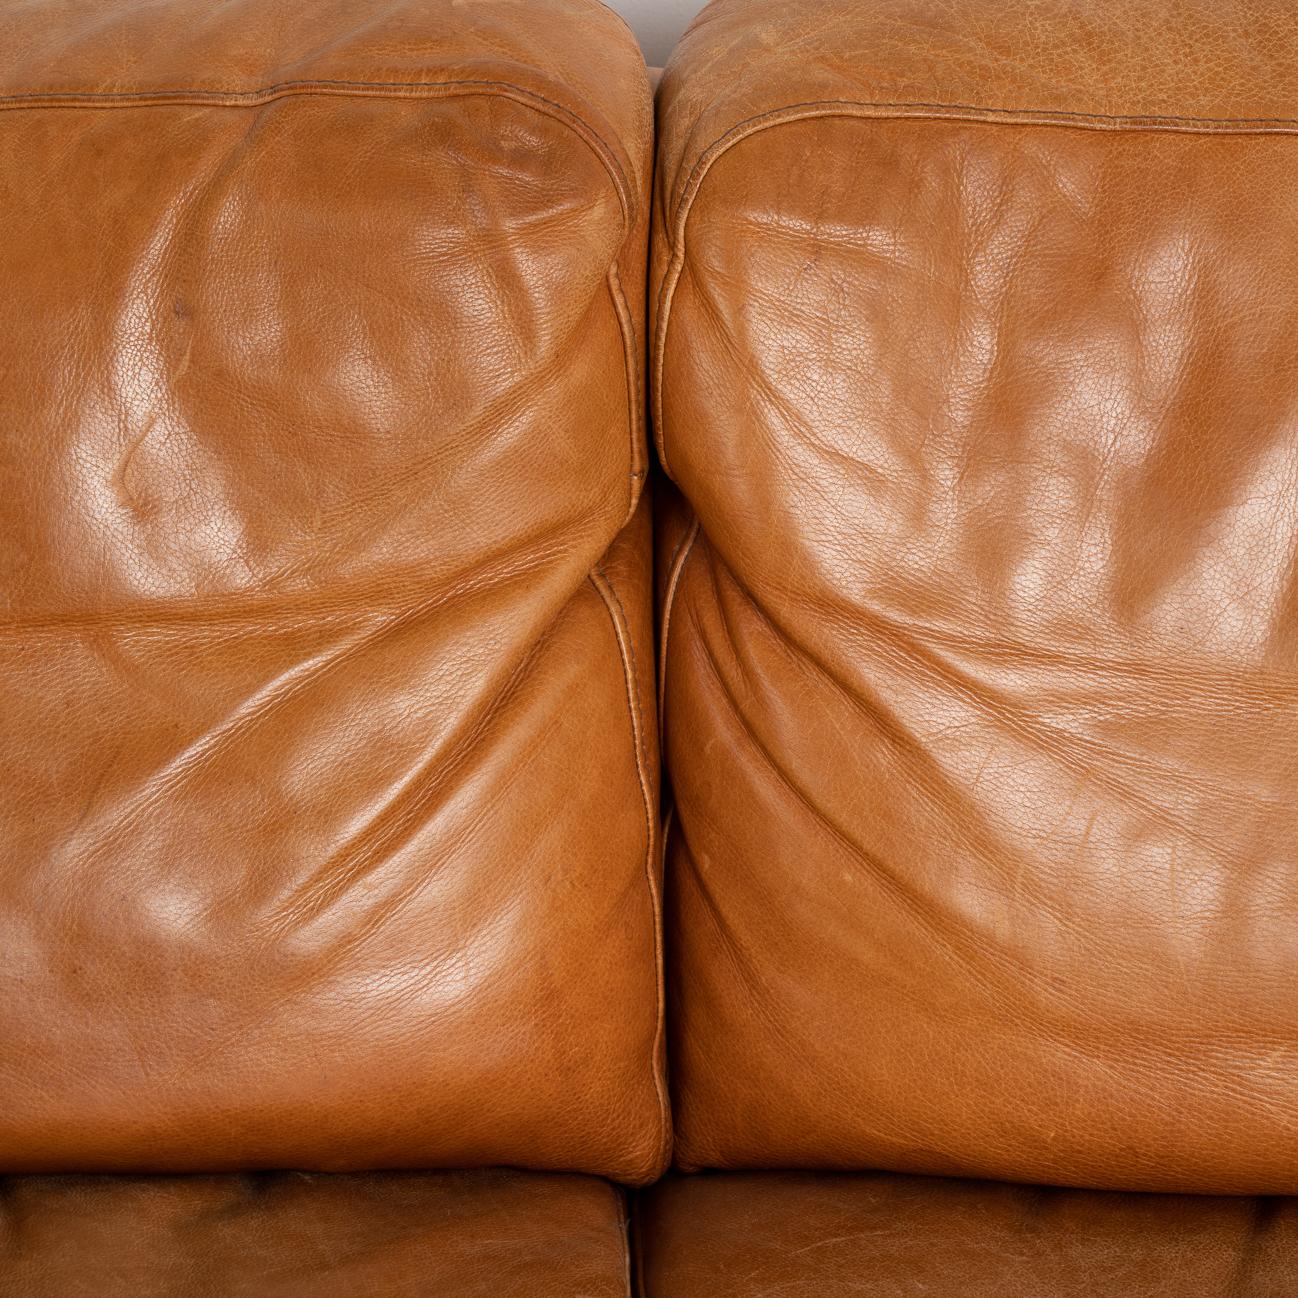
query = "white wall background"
(604, 0, 708, 65)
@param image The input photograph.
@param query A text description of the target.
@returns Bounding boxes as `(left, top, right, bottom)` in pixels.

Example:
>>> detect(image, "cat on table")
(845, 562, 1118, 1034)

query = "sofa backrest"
(0, 0, 666, 1184)
(654, 0, 1298, 1193)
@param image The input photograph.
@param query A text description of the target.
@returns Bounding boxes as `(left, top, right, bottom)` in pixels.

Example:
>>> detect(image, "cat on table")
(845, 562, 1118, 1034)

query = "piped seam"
(589, 565, 670, 1180)
(656, 517, 700, 742)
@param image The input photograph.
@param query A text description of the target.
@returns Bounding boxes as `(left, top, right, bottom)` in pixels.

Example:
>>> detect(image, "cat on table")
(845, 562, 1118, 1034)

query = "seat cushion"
(0, 1170, 630, 1298)
(653, 0, 1298, 1193)
(0, 0, 664, 1182)
(637, 1172, 1298, 1297)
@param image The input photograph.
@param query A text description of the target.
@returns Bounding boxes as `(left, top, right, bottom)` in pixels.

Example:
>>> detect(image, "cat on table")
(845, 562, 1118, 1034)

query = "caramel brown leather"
(0, 0, 666, 1182)
(654, 0, 1298, 1192)
(0, 1170, 631, 1297)
(637, 1173, 1298, 1297)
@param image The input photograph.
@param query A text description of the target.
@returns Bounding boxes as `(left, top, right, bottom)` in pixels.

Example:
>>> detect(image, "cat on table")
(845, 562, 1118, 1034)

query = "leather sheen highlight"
(0, 0, 665, 1184)
(654, 0, 1298, 1193)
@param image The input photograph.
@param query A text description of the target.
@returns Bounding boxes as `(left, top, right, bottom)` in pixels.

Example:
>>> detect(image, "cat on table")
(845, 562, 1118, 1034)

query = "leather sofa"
(1, 0, 1295, 1292)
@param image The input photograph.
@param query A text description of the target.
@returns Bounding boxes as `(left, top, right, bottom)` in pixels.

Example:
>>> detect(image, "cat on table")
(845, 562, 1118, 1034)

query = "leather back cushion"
(0, 0, 666, 1182)
(655, 0, 1298, 1193)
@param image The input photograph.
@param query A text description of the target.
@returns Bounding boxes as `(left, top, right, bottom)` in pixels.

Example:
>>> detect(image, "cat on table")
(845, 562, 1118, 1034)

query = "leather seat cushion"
(0, 1170, 630, 1298)
(637, 1172, 1298, 1297)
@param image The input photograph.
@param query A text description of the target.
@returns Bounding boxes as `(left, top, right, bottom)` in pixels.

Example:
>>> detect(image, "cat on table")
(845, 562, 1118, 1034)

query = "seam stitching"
(607, 258, 646, 525)
(0, 77, 635, 222)
(656, 518, 700, 740)
(671, 96, 1298, 222)
(589, 566, 670, 1179)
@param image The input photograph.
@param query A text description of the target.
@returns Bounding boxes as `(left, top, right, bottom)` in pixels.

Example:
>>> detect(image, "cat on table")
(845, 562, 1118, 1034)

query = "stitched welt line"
(607, 259, 647, 526)
(657, 517, 700, 741)
(589, 566, 671, 1180)
(651, 97, 1298, 475)
(671, 97, 1298, 223)
(0, 78, 635, 224)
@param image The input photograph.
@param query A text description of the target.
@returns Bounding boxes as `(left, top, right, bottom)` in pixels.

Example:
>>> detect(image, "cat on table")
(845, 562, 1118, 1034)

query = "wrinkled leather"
(0, 0, 666, 1183)
(637, 1172, 1298, 1297)
(654, 0, 1298, 1192)
(0, 1170, 631, 1297)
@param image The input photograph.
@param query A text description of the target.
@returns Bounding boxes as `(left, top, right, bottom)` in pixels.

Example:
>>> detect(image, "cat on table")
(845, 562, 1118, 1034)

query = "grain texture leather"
(637, 1172, 1298, 1297)
(0, 1170, 631, 1297)
(654, 0, 1298, 1192)
(0, 0, 665, 1182)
